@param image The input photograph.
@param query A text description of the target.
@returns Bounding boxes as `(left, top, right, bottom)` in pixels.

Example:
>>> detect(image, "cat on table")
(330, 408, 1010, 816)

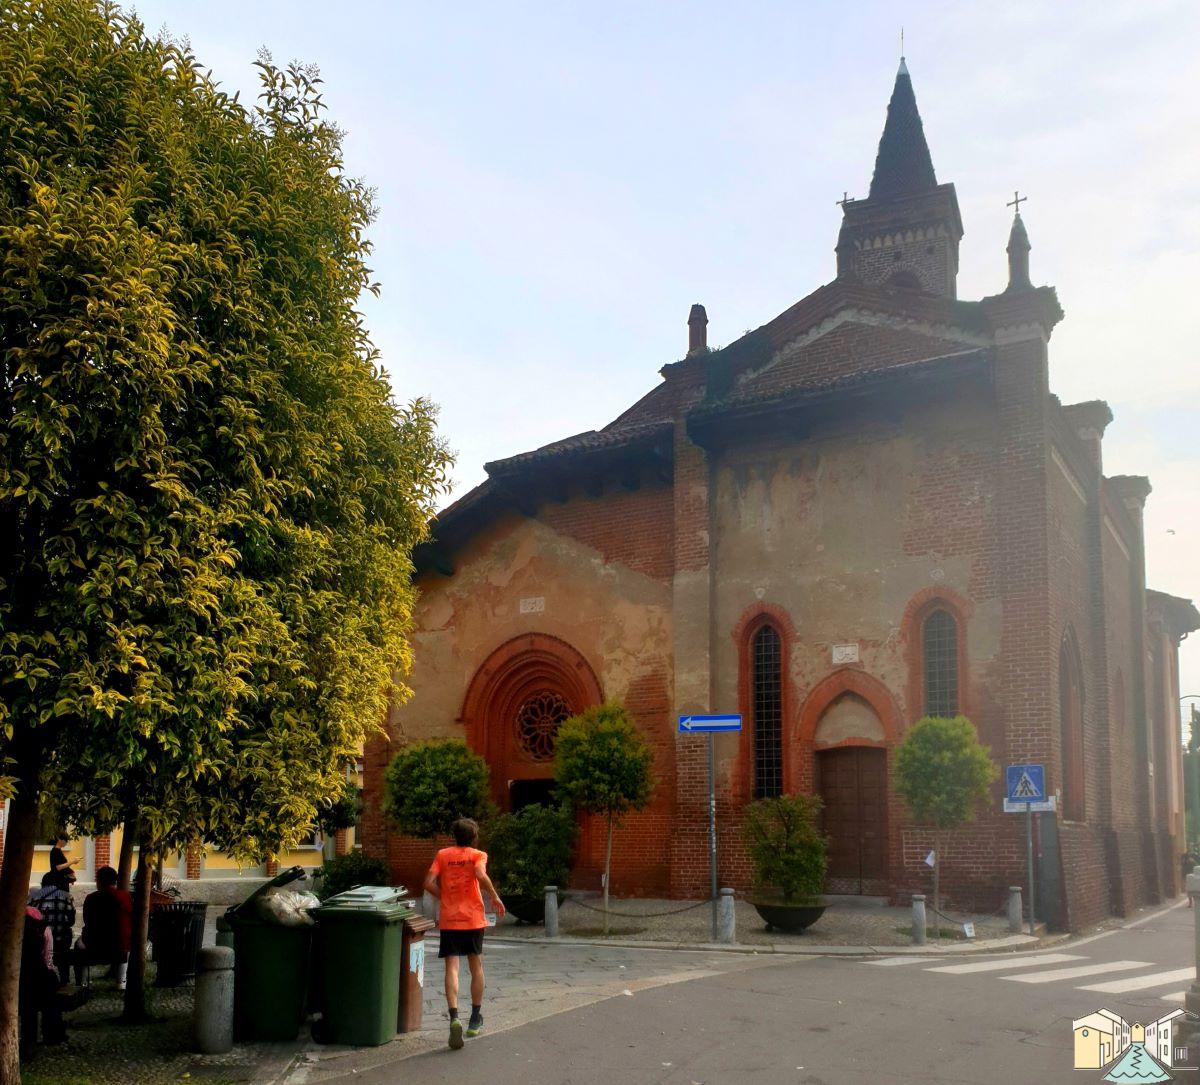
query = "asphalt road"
(345, 901, 1195, 1085)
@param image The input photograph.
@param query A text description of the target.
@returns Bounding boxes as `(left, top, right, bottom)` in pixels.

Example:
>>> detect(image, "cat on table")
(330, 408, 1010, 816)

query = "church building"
(362, 60, 1198, 930)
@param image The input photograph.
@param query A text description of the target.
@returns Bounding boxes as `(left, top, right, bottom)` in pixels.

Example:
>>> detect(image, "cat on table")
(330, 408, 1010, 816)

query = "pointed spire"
(1005, 194, 1032, 291)
(868, 59, 937, 200)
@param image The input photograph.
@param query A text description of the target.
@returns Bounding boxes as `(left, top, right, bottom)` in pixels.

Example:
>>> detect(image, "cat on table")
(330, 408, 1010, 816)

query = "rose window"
(515, 692, 570, 761)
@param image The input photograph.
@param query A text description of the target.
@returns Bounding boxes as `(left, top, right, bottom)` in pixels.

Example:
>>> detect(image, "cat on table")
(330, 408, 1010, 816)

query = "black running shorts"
(438, 928, 485, 958)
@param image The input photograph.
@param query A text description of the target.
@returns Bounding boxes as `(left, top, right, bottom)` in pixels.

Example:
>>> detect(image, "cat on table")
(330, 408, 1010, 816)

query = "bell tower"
(836, 58, 964, 298)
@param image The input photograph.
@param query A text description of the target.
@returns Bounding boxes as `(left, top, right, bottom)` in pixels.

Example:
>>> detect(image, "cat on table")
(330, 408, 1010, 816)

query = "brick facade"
(362, 60, 1196, 931)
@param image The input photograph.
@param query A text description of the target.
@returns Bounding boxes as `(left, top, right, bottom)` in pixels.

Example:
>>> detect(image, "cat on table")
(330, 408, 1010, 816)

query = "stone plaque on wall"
(519, 596, 545, 614)
(831, 643, 860, 665)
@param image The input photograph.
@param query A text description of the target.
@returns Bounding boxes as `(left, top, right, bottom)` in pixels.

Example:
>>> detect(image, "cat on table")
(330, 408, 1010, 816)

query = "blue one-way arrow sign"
(678, 714, 742, 734)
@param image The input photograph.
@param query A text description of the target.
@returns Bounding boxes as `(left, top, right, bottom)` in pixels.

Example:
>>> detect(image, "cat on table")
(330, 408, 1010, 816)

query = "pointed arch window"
(1060, 632, 1085, 822)
(752, 625, 783, 799)
(922, 608, 959, 717)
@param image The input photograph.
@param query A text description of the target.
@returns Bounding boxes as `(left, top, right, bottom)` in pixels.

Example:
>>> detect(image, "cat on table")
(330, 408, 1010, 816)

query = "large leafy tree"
(0, 1, 449, 1075)
(894, 715, 997, 938)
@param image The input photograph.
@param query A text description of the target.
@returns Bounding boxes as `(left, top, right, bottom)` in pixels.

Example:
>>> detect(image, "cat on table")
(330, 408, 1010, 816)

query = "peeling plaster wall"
(710, 397, 1003, 737)
(707, 392, 1015, 905)
(379, 493, 677, 894)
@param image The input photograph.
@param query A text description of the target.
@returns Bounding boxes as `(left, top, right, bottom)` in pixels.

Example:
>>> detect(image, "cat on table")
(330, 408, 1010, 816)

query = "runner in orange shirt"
(424, 818, 505, 1050)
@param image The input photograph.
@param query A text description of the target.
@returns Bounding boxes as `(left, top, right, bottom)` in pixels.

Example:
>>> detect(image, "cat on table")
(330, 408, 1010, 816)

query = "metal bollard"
(544, 885, 559, 938)
(193, 946, 234, 1054)
(1007, 886, 1024, 934)
(717, 888, 736, 945)
(912, 894, 927, 946)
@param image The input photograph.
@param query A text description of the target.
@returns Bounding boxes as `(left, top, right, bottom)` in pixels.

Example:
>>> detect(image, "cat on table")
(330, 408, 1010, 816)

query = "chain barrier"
(926, 902, 1009, 928)
(561, 895, 713, 919)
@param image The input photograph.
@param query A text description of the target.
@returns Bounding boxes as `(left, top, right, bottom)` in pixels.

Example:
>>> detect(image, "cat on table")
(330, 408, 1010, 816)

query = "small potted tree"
(554, 704, 654, 935)
(743, 793, 829, 933)
(483, 802, 577, 923)
(894, 715, 997, 939)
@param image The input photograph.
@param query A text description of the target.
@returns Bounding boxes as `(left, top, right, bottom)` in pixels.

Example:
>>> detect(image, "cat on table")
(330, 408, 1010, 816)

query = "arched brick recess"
(798, 670, 901, 895)
(794, 669, 902, 793)
(731, 602, 798, 802)
(900, 586, 973, 724)
(460, 633, 603, 807)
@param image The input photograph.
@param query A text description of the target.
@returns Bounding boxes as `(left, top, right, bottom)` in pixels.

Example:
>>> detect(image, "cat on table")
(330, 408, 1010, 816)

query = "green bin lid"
(313, 884, 414, 922)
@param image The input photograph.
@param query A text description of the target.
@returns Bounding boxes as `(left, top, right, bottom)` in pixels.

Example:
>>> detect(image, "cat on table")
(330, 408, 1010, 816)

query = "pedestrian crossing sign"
(1005, 763, 1046, 803)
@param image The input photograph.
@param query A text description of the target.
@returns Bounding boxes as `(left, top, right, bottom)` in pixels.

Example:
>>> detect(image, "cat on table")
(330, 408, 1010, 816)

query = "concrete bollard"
(193, 946, 234, 1054)
(912, 894, 927, 946)
(717, 888, 736, 945)
(1007, 886, 1024, 934)
(544, 886, 559, 938)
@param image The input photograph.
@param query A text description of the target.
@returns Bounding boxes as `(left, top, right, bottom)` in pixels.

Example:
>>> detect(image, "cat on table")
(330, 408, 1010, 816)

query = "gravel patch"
(493, 895, 1013, 947)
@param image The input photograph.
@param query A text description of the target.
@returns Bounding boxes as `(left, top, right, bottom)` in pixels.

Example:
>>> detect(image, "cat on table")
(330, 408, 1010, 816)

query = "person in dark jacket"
(47, 835, 76, 891)
(28, 872, 76, 979)
(73, 866, 132, 988)
(20, 906, 65, 1052)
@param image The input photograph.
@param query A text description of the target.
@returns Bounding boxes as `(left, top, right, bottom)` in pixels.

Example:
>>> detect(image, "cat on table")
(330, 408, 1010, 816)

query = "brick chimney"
(687, 304, 708, 356)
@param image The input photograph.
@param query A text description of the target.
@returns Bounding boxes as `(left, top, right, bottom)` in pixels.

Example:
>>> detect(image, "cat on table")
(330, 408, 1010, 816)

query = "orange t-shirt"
(430, 846, 487, 930)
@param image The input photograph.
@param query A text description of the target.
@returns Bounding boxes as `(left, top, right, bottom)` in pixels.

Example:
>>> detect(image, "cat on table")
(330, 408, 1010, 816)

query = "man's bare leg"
(445, 956, 464, 1049)
(466, 954, 485, 1036)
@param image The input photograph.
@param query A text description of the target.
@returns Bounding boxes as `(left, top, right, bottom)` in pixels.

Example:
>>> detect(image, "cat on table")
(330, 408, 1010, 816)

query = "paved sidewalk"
(272, 941, 789, 1084)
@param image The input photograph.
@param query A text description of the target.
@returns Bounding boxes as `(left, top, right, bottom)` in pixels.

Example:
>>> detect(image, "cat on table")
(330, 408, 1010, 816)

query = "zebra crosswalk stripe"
(1078, 967, 1196, 994)
(1002, 960, 1151, 985)
(1161, 991, 1187, 1003)
(924, 953, 1084, 975)
(865, 957, 939, 967)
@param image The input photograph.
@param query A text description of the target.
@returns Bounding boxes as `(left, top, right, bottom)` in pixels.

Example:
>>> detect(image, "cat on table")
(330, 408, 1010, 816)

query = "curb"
(487, 929, 1067, 957)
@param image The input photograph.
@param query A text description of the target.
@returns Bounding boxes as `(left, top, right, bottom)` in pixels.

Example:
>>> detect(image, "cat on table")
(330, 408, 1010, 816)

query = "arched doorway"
(814, 692, 888, 895)
(460, 634, 603, 811)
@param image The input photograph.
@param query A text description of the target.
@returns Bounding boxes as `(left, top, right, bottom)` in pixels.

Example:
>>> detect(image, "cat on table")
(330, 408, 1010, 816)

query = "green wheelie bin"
(311, 886, 413, 1046)
(227, 866, 314, 1042)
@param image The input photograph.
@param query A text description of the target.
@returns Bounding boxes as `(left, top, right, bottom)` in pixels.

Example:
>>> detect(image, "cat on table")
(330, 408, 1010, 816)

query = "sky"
(129, 0, 1200, 713)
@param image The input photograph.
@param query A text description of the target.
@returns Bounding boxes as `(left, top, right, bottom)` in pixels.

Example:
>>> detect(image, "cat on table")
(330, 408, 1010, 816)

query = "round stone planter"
(751, 899, 827, 934)
(505, 895, 549, 925)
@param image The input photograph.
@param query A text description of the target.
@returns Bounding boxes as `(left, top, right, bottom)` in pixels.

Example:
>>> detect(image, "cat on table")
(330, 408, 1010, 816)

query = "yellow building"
(7, 761, 362, 890)
(1073, 1009, 1130, 1070)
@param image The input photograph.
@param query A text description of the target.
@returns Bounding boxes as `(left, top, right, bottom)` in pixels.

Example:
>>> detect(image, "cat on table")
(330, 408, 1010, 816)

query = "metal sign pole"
(1026, 803, 1036, 935)
(708, 732, 718, 943)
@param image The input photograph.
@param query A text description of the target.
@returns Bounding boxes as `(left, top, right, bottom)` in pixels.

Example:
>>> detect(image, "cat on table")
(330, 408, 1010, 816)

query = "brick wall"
(539, 484, 673, 583)
(1061, 822, 1110, 929)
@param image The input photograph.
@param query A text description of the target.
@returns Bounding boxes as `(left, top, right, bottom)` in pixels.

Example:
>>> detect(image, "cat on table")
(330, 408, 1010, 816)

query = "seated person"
(73, 866, 132, 989)
(28, 872, 76, 980)
(20, 906, 65, 1052)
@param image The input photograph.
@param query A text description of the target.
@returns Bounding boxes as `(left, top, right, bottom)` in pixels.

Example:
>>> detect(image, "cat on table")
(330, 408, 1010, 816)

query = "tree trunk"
(122, 844, 154, 1023)
(932, 830, 942, 941)
(116, 813, 138, 892)
(603, 811, 613, 937)
(0, 780, 40, 1085)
